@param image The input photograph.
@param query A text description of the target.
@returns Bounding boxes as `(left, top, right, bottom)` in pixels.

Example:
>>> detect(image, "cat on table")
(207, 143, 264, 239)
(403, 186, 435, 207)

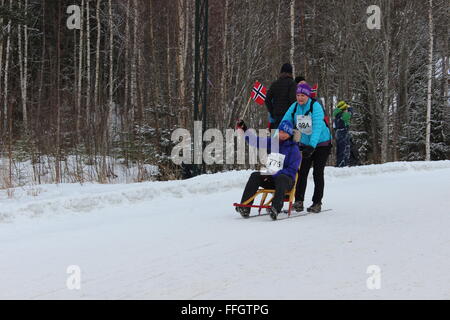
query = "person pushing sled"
(234, 120, 302, 220)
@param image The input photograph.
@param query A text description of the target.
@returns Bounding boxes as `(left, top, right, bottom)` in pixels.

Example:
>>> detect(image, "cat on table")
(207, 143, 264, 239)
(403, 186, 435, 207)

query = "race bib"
(296, 114, 312, 135)
(265, 153, 286, 174)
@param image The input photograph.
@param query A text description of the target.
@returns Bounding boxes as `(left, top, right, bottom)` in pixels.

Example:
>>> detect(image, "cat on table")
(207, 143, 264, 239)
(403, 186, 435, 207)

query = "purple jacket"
(244, 132, 301, 181)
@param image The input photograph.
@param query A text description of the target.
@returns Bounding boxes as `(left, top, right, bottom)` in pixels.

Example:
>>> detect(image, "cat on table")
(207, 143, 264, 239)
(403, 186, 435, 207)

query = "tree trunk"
(18, 0, 25, 129)
(275, 1, 281, 68)
(17, 0, 29, 133)
(380, 0, 391, 163)
(37, 0, 46, 140)
(94, 0, 101, 123)
(177, 0, 186, 118)
(220, 0, 229, 130)
(301, 0, 307, 75)
(0, 0, 4, 110)
(131, 0, 138, 123)
(3, 0, 12, 136)
(425, 0, 433, 161)
(166, 6, 171, 111)
(24, 0, 29, 133)
(134, 0, 142, 122)
(290, 0, 295, 76)
(56, 1, 62, 183)
(77, 0, 85, 143)
(442, 4, 449, 149)
(108, 0, 114, 142)
(86, 0, 91, 133)
(366, 66, 379, 163)
(124, 0, 130, 132)
(397, 42, 409, 161)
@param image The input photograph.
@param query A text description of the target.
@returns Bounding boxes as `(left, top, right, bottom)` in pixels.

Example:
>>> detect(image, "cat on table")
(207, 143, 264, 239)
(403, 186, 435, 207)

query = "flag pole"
(240, 96, 252, 120)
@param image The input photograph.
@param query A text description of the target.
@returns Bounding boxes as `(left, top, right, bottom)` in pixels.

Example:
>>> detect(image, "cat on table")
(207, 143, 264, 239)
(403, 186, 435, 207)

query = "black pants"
(335, 128, 351, 167)
(241, 172, 294, 212)
(295, 145, 331, 204)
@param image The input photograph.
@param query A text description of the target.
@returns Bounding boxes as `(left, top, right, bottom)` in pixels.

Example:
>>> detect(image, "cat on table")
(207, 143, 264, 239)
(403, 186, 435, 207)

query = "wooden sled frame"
(233, 173, 299, 217)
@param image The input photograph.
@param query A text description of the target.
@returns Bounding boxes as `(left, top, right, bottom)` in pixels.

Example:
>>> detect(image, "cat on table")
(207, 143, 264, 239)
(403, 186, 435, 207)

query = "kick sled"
(233, 173, 298, 217)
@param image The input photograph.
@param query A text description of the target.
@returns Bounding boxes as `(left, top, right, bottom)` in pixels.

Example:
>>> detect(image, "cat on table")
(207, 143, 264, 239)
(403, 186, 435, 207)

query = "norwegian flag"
(311, 84, 318, 98)
(251, 81, 267, 105)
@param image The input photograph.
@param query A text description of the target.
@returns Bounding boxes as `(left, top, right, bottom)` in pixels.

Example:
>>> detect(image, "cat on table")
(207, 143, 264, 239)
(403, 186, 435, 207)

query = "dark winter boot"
(235, 206, 250, 218)
(292, 201, 304, 212)
(269, 207, 280, 221)
(307, 203, 322, 213)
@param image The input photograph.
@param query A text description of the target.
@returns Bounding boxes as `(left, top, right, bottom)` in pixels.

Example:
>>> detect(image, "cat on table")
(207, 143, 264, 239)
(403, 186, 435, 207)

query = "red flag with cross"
(251, 81, 267, 105)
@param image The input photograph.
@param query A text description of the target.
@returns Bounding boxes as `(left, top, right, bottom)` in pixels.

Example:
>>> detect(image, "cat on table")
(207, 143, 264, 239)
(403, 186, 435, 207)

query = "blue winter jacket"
(244, 132, 301, 180)
(280, 98, 332, 148)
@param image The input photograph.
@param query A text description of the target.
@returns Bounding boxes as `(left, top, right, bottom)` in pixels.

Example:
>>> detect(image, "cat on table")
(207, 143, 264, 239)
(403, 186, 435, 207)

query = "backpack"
(333, 111, 346, 130)
(291, 98, 331, 129)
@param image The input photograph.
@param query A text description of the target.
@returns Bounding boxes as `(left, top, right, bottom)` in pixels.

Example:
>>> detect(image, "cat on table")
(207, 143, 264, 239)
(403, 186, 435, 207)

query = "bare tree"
(108, 0, 114, 139)
(77, 0, 85, 142)
(381, 0, 391, 163)
(3, 0, 12, 136)
(0, 0, 5, 134)
(17, 0, 29, 133)
(131, 0, 138, 123)
(444, 5, 449, 128)
(426, 0, 434, 161)
(290, 0, 296, 76)
(124, 0, 130, 131)
(86, 0, 92, 132)
(94, 0, 101, 118)
(56, 1, 62, 183)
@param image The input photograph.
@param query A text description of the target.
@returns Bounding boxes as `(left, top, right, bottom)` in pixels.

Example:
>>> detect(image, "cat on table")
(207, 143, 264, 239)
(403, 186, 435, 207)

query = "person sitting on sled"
(235, 120, 301, 220)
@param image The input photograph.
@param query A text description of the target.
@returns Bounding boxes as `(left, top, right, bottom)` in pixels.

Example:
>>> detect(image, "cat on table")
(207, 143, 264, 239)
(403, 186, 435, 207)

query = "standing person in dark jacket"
(265, 63, 297, 130)
(235, 120, 301, 220)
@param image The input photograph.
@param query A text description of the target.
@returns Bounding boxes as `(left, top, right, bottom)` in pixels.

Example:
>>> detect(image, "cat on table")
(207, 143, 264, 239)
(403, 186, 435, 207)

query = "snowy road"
(1, 162, 450, 299)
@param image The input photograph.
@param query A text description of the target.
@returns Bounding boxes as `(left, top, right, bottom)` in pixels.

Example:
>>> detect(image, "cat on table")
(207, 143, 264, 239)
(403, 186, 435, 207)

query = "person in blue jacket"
(235, 120, 301, 220)
(279, 83, 332, 213)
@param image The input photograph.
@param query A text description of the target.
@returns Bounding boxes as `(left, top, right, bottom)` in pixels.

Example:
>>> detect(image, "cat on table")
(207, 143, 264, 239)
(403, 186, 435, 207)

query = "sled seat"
(233, 172, 298, 217)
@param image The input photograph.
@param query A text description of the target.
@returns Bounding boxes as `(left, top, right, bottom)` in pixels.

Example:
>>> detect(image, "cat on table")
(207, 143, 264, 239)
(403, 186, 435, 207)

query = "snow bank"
(324, 160, 450, 180)
(0, 155, 160, 187)
(0, 161, 449, 223)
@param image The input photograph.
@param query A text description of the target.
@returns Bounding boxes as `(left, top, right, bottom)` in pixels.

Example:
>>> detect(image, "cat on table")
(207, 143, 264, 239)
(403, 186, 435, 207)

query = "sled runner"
(233, 173, 298, 217)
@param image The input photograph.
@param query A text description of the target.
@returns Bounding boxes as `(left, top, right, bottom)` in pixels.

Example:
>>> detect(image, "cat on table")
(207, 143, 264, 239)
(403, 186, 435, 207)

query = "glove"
(235, 119, 248, 132)
(302, 145, 315, 158)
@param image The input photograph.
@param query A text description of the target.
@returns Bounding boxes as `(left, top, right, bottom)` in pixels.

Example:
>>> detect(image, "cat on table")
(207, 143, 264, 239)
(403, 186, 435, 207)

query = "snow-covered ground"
(1, 161, 449, 299)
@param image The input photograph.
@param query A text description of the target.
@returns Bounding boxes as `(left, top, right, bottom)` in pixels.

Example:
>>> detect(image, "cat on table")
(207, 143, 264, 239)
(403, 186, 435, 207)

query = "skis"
(275, 209, 332, 220)
(240, 209, 332, 220)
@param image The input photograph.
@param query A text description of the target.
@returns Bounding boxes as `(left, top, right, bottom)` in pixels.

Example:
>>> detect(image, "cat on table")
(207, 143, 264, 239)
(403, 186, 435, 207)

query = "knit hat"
(279, 120, 294, 136)
(337, 100, 349, 110)
(280, 63, 293, 74)
(296, 83, 312, 97)
(295, 76, 306, 84)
